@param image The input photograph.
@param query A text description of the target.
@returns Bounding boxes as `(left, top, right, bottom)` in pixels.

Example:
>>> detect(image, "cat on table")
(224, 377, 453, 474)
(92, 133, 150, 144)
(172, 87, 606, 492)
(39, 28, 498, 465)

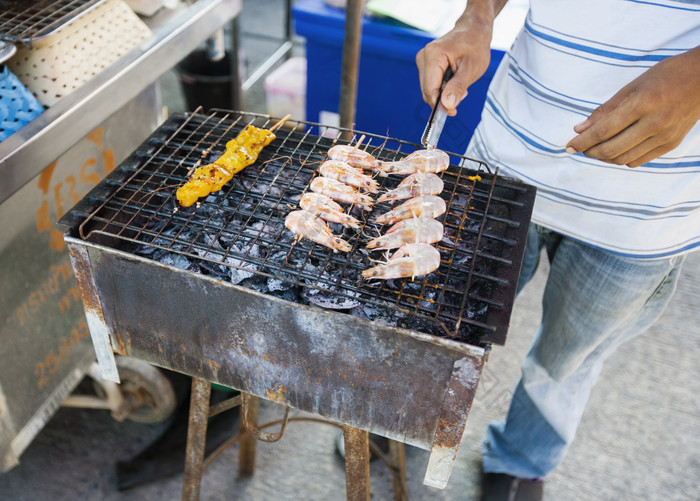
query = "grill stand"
(179, 378, 405, 501)
(64, 237, 487, 498)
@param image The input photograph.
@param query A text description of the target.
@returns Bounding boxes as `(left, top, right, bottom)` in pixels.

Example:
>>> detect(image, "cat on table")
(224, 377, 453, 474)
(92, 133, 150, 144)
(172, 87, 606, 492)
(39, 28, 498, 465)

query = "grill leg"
(238, 392, 258, 477)
(343, 425, 370, 501)
(182, 377, 211, 501)
(389, 440, 407, 501)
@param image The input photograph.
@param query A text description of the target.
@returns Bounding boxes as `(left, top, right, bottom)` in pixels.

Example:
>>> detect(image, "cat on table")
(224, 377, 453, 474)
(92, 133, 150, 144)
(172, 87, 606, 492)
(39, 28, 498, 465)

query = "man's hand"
(416, 1, 504, 116)
(566, 46, 700, 167)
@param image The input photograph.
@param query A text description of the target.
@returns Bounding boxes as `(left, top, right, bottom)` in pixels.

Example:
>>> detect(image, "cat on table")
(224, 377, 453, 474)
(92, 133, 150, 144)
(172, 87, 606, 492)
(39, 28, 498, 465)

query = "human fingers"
(416, 46, 451, 107)
(565, 97, 637, 155)
(610, 130, 686, 167)
(580, 122, 654, 165)
(440, 65, 471, 116)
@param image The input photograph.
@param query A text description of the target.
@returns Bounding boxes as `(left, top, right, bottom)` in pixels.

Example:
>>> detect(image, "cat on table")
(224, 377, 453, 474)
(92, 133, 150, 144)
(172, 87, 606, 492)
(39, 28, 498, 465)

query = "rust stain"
(208, 360, 220, 372)
(431, 358, 483, 449)
(392, 339, 402, 357)
(112, 333, 127, 356)
(266, 386, 288, 403)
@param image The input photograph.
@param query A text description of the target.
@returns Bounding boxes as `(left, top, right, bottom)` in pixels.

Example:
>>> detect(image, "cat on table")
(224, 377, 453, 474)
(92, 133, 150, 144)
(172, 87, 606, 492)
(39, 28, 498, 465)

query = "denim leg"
(482, 234, 686, 479)
(515, 224, 544, 295)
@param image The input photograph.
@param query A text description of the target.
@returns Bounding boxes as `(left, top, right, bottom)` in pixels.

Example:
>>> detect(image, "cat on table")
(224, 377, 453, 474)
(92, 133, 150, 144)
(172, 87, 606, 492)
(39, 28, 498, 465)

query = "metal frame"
(0, 0, 243, 206)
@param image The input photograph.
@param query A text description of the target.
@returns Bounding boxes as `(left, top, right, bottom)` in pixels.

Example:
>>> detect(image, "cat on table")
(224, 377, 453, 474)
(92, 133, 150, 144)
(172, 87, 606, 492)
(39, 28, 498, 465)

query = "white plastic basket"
(7, 0, 152, 107)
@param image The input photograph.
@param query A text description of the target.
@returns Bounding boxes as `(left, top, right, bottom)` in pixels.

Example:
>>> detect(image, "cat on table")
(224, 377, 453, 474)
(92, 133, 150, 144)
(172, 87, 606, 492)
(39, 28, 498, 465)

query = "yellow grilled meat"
(176, 124, 276, 207)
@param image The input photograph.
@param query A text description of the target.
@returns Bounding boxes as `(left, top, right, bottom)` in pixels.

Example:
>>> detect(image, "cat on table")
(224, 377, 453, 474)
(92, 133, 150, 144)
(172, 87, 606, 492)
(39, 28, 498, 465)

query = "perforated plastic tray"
(6, 0, 152, 107)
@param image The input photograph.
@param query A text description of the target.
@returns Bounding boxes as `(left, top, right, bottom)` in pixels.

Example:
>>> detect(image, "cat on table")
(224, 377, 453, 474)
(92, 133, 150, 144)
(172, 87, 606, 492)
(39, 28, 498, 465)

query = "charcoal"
(158, 253, 197, 272)
(467, 302, 489, 320)
(229, 265, 255, 285)
(267, 278, 294, 292)
(268, 287, 300, 302)
(302, 289, 361, 310)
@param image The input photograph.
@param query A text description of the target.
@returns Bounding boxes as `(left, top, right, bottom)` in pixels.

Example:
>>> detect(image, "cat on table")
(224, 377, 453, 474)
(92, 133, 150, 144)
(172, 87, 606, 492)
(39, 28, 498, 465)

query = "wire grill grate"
(61, 110, 535, 346)
(0, 0, 106, 44)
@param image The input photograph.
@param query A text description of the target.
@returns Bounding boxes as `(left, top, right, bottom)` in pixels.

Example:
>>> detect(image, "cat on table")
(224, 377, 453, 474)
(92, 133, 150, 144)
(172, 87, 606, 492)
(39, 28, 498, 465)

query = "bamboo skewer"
(269, 114, 291, 132)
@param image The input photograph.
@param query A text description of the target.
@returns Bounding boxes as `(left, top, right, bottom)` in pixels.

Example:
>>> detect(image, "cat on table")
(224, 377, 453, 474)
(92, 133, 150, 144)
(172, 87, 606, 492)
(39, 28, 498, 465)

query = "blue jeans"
(482, 224, 687, 479)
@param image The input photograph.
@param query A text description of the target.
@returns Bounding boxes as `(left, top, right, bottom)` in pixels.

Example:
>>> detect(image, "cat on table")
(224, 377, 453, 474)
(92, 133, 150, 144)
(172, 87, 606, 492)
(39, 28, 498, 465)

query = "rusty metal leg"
(388, 440, 407, 501)
(238, 392, 258, 478)
(343, 425, 370, 501)
(182, 377, 211, 501)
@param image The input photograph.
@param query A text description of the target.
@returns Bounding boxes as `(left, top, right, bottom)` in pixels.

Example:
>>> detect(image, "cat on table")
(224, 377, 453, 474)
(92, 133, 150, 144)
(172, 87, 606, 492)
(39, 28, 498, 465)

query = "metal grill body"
(59, 110, 536, 487)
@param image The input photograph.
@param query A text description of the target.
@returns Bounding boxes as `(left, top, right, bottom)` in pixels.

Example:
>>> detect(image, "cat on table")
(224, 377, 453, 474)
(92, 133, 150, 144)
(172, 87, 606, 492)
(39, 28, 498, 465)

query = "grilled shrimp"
(362, 243, 441, 280)
(381, 149, 450, 175)
(375, 195, 446, 225)
(366, 217, 444, 250)
(376, 172, 444, 204)
(327, 145, 384, 172)
(319, 160, 380, 193)
(299, 192, 361, 229)
(285, 210, 352, 252)
(310, 177, 373, 210)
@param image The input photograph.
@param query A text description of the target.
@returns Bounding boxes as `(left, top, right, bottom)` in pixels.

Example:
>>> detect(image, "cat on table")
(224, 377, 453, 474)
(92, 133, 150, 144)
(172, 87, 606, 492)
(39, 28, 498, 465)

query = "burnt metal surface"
(343, 426, 371, 501)
(424, 357, 483, 489)
(59, 110, 535, 346)
(64, 238, 485, 451)
(182, 377, 211, 501)
(0, 0, 107, 44)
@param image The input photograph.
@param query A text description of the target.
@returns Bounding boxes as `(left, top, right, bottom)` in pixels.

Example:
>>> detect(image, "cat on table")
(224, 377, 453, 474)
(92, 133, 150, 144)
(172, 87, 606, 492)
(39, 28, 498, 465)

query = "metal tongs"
(421, 67, 454, 149)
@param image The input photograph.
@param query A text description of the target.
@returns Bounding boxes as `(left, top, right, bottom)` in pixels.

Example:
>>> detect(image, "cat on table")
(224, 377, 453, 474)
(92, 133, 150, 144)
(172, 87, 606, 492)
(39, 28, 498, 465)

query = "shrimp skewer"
(327, 145, 384, 172)
(366, 217, 444, 250)
(362, 243, 441, 280)
(310, 177, 374, 210)
(375, 195, 446, 225)
(376, 172, 444, 204)
(319, 160, 380, 193)
(285, 210, 352, 253)
(299, 193, 361, 229)
(381, 149, 450, 175)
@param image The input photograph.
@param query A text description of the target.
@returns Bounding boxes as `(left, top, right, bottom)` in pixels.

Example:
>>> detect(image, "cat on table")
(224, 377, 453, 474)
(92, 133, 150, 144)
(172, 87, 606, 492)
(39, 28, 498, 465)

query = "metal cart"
(0, 0, 242, 472)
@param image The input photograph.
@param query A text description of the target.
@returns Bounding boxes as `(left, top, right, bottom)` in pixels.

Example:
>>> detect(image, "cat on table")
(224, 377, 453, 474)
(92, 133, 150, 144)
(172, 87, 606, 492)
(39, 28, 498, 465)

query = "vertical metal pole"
(228, 18, 243, 110)
(339, 0, 363, 140)
(238, 393, 259, 478)
(388, 440, 408, 501)
(285, 0, 293, 45)
(343, 425, 370, 501)
(182, 378, 211, 501)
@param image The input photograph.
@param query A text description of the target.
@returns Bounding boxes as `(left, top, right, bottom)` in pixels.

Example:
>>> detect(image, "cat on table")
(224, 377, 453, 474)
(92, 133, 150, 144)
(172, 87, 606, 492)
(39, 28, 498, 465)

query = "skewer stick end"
(269, 114, 292, 132)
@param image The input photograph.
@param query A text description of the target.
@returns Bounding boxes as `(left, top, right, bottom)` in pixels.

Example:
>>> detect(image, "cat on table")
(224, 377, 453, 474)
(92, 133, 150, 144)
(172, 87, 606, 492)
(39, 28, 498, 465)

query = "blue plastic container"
(292, 0, 504, 154)
(0, 65, 44, 142)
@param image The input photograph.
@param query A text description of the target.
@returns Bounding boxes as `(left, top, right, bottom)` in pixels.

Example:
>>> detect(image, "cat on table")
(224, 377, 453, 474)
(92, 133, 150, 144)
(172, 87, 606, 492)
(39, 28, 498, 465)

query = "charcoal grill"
(59, 109, 536, 494)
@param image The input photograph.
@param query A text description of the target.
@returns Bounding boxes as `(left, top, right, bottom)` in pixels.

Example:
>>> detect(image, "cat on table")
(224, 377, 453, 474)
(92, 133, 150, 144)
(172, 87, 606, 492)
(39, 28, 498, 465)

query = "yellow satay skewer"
(176, 115, 291, 207)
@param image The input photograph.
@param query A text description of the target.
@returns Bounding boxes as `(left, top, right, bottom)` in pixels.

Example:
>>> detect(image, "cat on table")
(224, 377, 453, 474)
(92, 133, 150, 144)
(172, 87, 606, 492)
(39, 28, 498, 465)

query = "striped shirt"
(467, 0, 700, 257)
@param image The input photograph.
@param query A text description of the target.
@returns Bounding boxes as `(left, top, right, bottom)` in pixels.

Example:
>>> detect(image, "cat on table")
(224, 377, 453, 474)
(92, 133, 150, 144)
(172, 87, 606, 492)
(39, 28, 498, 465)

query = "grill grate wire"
(0, 0, 106, 44)
(66, 109, 534, 345)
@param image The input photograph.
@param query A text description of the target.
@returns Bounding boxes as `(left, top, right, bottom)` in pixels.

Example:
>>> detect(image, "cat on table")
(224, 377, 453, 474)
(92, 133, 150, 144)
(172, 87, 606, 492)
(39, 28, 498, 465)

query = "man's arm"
(416, 0, 509, 116)
(566, 45, 700, 167)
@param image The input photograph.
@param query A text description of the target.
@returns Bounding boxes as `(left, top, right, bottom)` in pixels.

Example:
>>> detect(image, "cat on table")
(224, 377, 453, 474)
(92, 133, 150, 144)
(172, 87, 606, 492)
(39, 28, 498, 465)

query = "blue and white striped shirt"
(467, 0, 700, 257)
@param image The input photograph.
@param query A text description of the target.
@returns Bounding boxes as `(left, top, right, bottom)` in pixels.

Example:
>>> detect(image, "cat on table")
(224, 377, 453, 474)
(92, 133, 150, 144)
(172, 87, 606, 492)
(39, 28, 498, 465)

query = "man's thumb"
(441, 72, 471, 112)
